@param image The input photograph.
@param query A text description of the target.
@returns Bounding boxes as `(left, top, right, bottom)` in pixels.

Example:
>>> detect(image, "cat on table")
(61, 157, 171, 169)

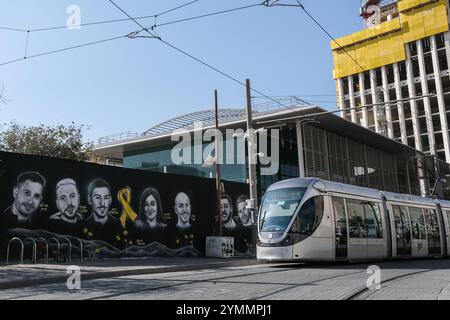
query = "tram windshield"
(259, 187, 307, 233)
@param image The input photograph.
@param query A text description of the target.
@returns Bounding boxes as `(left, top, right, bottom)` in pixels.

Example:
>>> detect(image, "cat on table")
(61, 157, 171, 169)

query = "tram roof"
(267, 178, 447, 206)
(382, 191, 437, 206)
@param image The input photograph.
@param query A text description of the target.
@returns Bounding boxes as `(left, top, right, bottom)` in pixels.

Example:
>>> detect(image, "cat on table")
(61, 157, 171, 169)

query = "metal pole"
(246, 79, 258, 210)
(215, 89, 223, 236)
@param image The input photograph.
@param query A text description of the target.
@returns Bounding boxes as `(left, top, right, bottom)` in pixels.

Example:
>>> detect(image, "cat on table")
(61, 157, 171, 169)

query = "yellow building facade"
(332, 0, 450, 192)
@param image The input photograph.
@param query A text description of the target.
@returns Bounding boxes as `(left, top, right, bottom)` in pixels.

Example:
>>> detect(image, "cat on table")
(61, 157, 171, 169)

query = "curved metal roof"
(143, 108, 247, 136)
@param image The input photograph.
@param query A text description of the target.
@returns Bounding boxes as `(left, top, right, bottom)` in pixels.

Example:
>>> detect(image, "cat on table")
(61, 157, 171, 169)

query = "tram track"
(87, 263, 372, 300)
(344, 268, 434, 300)
(86, 265, 303, 300)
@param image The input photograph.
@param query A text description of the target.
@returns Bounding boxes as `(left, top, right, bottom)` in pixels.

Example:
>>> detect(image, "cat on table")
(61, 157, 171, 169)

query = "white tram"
(257, 178, 450, 262)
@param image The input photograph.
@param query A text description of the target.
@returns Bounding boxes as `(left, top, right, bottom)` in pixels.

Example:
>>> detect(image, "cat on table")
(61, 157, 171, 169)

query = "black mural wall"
(0, 151, 252, 261)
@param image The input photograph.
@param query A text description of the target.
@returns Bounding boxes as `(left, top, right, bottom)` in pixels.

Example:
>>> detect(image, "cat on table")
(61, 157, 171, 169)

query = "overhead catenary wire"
(0, 1, 262, 34)
(107, 0, 297, 112)
(0, 34, 127, 67)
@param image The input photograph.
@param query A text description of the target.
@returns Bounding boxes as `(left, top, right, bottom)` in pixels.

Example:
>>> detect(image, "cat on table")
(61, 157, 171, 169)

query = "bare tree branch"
(0, 84, 10, 104)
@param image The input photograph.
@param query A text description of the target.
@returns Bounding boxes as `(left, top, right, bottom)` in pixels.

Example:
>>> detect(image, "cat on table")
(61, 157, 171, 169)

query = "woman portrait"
(135, 187, 167, 231)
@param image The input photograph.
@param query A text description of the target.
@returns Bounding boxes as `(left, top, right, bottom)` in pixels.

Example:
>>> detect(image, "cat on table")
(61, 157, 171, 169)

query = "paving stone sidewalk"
(0, 257, 260, 290)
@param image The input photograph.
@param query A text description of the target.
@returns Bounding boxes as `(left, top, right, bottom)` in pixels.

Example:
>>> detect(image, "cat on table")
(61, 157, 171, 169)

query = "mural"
(0, 151, 254, 261)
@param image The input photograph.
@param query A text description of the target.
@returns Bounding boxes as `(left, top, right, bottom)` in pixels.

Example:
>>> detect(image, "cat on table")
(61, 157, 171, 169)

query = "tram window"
(408, 207, 426, 240)
(290, 196, 324, 236)
(393, 205, 412, 255)
(346, 199, 367, 238)
(363, 202, 383, 239)
(424, 209, 441, 254)
(446, 211, 450, 230)
(259, 187, 307, 233)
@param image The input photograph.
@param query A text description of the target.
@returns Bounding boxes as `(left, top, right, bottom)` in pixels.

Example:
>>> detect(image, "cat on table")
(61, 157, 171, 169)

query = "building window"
(407, 136, 416, 148)
(409, 42, 418, 56)
(442, 76, 450, 93)
(328, 132, 350, 183)
(435, 132, 444, 151)
(403, 102, 412, 119)
(393, 122, 401, 138)
(342, 77, 349, 95)
(387, 64, 395, 84)
(436, 33, 445, 50)
(352, 75, 359, 93)
(412, 57, 420, 78)
(417, 99, 425, 117)
(422, 37, 431, 53)
(376, 68, 382, 87)
(364, 71, 371, 90)
(430, 97, 439, 115)
(421, 135, 431, 152)
(424, 53, 434, 75)
(438, 50, 448, 71)
(405, 119, 414, 136)
(399, 61, 407, 81)
(415, 83, 423, 97)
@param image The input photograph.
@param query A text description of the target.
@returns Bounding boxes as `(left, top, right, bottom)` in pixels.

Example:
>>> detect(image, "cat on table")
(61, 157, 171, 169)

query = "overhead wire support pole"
(246, 79, 258, 212)
(214, 89, 223, 236)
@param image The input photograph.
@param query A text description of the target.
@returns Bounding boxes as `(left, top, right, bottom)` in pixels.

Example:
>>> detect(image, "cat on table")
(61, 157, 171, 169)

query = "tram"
(257, 178, 450, 262)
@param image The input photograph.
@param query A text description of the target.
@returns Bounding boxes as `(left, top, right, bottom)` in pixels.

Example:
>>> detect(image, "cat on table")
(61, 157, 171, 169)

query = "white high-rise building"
(332, 0, 450, 165)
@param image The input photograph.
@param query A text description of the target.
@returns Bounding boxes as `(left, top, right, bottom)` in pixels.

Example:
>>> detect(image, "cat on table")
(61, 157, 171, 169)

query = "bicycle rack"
(35, 238, 49, 264)
(62, 237, 72, 263)
(70, 237, 84, 261)
(23, 238, 37, 263)
(6, 237, 24, 265)
(49, 238, 61, 262)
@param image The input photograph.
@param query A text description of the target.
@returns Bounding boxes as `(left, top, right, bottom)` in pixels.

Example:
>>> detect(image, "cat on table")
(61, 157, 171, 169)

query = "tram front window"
(259, 188, 307, 233)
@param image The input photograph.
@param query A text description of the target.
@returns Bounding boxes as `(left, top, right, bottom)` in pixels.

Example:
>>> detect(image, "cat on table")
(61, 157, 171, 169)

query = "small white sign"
(205, 236, 234, 258)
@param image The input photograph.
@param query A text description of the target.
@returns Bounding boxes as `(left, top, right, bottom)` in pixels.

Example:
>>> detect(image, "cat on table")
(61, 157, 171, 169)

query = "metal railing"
(98, 131, 139, 145)
(35, 238, 49, 264)
(23, 238, 37, 263)
(74, 238, 84, 261)
(62, 237, 72, 263)
(5, 236, 85, 265)
(253, 96, 311, 114)
(49, 238, 61, 261)
(6, 238, 24, 264)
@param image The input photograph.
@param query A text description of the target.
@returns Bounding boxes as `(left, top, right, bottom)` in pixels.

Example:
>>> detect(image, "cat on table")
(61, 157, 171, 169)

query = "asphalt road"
(1, 259, 450, 300)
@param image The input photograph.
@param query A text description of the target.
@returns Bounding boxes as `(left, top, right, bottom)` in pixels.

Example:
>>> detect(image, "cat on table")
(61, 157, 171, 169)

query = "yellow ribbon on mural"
(118, 187, 138, 228)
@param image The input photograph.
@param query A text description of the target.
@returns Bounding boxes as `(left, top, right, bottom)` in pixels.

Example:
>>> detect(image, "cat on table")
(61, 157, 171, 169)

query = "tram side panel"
(438, 206, 450, 256)
(291, 195, 334, 261)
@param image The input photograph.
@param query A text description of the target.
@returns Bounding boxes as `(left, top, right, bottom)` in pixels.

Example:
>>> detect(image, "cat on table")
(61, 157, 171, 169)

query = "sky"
(0, 0, 365, 143)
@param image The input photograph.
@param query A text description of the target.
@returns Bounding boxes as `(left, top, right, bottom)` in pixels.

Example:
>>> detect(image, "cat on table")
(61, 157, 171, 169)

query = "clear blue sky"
(0, 0, 364, 142)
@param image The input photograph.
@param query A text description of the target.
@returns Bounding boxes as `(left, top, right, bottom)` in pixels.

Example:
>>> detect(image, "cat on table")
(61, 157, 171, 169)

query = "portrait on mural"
(221, 193, 237, 232)
(133, 187, 168, 243)
(173, 191, 195, 247)
(0, 172, 46, 230)
(49, 178, 83, 236)
(236, 195, 252, 227)
(84, 178, 123, 245)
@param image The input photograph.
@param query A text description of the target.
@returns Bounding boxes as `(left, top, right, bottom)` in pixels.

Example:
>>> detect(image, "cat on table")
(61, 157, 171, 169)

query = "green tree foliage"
(0, 121, 94, 161)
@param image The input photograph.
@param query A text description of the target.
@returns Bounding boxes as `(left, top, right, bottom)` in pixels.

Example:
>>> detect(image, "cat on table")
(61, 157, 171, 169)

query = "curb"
(0, 259, 262, 290)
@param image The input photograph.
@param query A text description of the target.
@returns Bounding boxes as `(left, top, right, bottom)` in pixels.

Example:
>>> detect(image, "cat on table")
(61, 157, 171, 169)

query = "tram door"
(424, 209, 441, 255)
(332, 197, 347, 259)
(392, 205, 412, 257)
(443, 210, 450, 256)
